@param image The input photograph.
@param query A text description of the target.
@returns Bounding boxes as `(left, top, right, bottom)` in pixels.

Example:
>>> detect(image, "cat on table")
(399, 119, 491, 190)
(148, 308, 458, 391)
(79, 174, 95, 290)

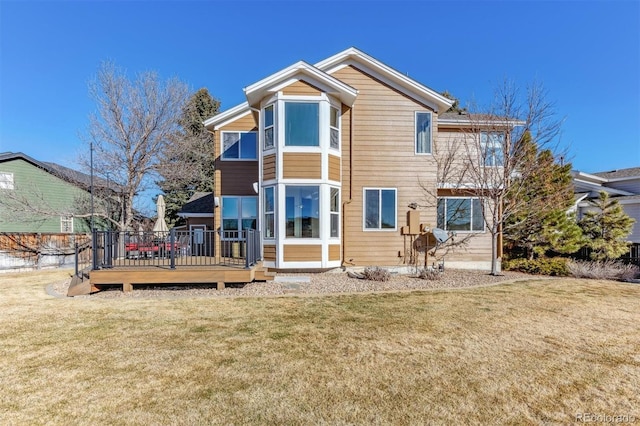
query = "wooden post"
(123, 281, 133, 292)
(217, 282, 225, 290)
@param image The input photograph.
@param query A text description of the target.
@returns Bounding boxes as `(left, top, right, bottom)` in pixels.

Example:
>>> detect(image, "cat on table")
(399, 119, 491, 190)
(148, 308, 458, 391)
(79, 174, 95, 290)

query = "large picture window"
(437, 198, 484, 231)
(264, 187, 275, 239)
(286, 186, 319, 238)
(222, 132, 257, 160)
(222, 196, 257, 236)
(480, 132, 505, 166)
(285, 102, 319, 146)
(364, 188, 396, 230)
(415, 112, 432, 154)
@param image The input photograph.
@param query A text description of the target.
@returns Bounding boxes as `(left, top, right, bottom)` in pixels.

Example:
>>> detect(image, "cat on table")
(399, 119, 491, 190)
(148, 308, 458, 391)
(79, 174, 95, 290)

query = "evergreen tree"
(157, 88, 220, 226)
(505, 133, 582, 259)
(579, 191, 635, 261)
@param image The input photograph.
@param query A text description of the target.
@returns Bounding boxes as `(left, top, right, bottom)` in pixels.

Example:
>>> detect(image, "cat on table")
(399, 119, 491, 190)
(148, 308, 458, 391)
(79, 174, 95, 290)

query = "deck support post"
(123, 282, 133, 292)
(217, 282, 225, 290)
(170, 228, 176, 270)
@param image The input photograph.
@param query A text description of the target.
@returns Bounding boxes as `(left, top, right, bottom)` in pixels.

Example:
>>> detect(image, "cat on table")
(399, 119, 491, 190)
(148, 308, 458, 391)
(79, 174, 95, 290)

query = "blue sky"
(1, 0, 639, 177)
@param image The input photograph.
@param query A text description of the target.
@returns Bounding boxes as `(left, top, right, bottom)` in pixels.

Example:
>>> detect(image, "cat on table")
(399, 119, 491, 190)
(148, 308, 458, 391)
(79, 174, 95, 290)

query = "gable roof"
(204, 47, 455, 128)
(315, 47, 453, 113)
(178, 192, 215, 216)
(0, 152, 111, 191)
(244, 60, 358, 109)
(592, 167, 640, 180)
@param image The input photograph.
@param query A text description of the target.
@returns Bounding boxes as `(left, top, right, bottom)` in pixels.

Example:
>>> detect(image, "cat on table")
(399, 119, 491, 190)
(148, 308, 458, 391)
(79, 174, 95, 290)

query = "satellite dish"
(432, 228, 449, 244)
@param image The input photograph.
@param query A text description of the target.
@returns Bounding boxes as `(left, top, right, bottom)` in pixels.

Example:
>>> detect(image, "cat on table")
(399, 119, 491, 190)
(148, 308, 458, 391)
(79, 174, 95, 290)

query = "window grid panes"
(222, 132, 257, 160)
(480, 132, 505, 166)
(330, 106, 340, 150)
(264, 187, 275, 239)
(286, 186, 320, 238)
(285, 102, 319, 146)
(364, 188, 396, 230)
(416, 112, 432, 154)
(437, 198, 484, 231)
(264, 105, 274, 150)
(330, 187, 340, 238)
(222, 196, 258, 237)
(0, 172, 14, 189)
(60, 216, 73, 233)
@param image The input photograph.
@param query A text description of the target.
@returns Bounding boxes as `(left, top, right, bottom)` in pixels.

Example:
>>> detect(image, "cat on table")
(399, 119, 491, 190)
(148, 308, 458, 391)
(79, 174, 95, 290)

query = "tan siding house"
(203, 47, 496, 271)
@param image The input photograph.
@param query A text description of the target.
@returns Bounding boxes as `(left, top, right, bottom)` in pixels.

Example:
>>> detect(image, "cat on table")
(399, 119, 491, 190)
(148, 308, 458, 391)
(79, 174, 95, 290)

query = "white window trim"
(480, 131, 505, 167)
(330, 186, 340, 239)
(220, 131, 258, 161)
(414, 111, 433, 155)
(284, 184, 321, 239)
(329, 105, 341, 151)
(437, 197, 486, 233)
(263, 186, 276, 240)
(0, 172, 14, 189)
(363, 187, 397, 232)
(60, 215, 73, 233)
(263, 104, 276, 152)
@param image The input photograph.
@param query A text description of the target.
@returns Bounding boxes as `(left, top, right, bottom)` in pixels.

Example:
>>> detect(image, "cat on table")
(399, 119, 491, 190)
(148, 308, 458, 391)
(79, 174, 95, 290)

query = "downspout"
(342, 105, 355, 267)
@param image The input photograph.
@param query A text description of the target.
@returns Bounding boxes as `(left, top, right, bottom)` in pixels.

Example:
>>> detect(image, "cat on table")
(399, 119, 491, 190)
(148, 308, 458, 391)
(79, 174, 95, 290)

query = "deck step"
(254, 267, 276, 281)
(67, 270, 96, 297)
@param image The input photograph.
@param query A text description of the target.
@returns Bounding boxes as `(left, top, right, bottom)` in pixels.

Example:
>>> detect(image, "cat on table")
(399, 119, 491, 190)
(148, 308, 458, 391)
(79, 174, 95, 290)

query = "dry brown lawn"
(0, 269, 638, 425)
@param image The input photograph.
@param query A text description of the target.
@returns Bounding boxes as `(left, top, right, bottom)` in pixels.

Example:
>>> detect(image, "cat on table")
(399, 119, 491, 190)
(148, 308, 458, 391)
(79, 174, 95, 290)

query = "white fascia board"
(571, 170, 607, 183)
(203, 102, 251, 129)
(574, 180, 634, 196)
(244, 61, 358, 108)
(316, 47, 454, 113)
(438, 117, 526, 128)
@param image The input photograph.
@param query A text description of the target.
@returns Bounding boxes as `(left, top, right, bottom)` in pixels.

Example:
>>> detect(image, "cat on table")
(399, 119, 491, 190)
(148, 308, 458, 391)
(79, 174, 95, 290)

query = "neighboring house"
(203, 47, 497, 270)
(573, 167, 640, 259)
(0, 152, 108, 233)
(177, 191, 216, 231)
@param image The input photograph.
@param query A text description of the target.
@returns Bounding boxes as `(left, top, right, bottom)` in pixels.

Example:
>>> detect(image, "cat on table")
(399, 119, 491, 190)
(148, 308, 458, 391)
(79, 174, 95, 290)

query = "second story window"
(481, 131, 505, 166)
(415, 112, 432, 154)
(285, 102, 319, 146)
(330, 106, 340, 150)
(264, 105, 274, 150)
(222, 131, 257, 160)
(0, 172, 14, 189)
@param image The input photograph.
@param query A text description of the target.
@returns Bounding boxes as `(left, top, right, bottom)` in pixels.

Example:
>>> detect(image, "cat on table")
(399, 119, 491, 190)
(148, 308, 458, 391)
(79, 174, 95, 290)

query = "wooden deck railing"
(91, 229, 261, 270)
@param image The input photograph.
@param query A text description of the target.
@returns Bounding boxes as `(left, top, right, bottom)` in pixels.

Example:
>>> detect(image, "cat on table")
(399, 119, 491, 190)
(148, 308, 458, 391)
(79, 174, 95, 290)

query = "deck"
(67, 229, 274, 296)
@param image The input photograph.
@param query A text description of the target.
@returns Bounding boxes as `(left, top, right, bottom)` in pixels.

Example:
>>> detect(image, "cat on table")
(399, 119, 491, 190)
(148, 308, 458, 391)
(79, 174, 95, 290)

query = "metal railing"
(91, 228, 261, 270)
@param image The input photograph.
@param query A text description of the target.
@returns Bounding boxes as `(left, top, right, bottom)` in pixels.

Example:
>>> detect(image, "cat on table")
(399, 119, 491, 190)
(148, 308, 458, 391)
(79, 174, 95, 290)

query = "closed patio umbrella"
(153, 195, 169, 237)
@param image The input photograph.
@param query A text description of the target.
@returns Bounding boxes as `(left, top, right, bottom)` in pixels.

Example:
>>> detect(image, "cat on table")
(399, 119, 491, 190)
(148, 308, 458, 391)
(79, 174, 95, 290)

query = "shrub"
(503, 257, 570, 276)
(418, 268, 442, 281)
(567, 260, 640, 281)
(362, 267, 391, 282)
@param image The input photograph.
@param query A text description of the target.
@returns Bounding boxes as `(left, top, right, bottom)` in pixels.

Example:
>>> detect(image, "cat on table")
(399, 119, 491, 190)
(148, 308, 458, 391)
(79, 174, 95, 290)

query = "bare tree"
(82, 62, 189, 230)
(440, 80, 564, 275)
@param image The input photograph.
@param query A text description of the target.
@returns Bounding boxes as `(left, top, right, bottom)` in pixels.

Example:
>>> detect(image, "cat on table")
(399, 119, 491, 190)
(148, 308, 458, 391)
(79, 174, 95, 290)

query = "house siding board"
(263, 244, 276, 261)
(623, 203, 640, 243)
(328, 155, 341, 182)
(263, 154, 276, 181)
(328, 244, 341, 261)
(329, 65, 492, 266)
(282, 80, 323, 96)
(283, 153, 322, 179)
(283, 244, 322, 261)
(0, 158, 92, 233)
